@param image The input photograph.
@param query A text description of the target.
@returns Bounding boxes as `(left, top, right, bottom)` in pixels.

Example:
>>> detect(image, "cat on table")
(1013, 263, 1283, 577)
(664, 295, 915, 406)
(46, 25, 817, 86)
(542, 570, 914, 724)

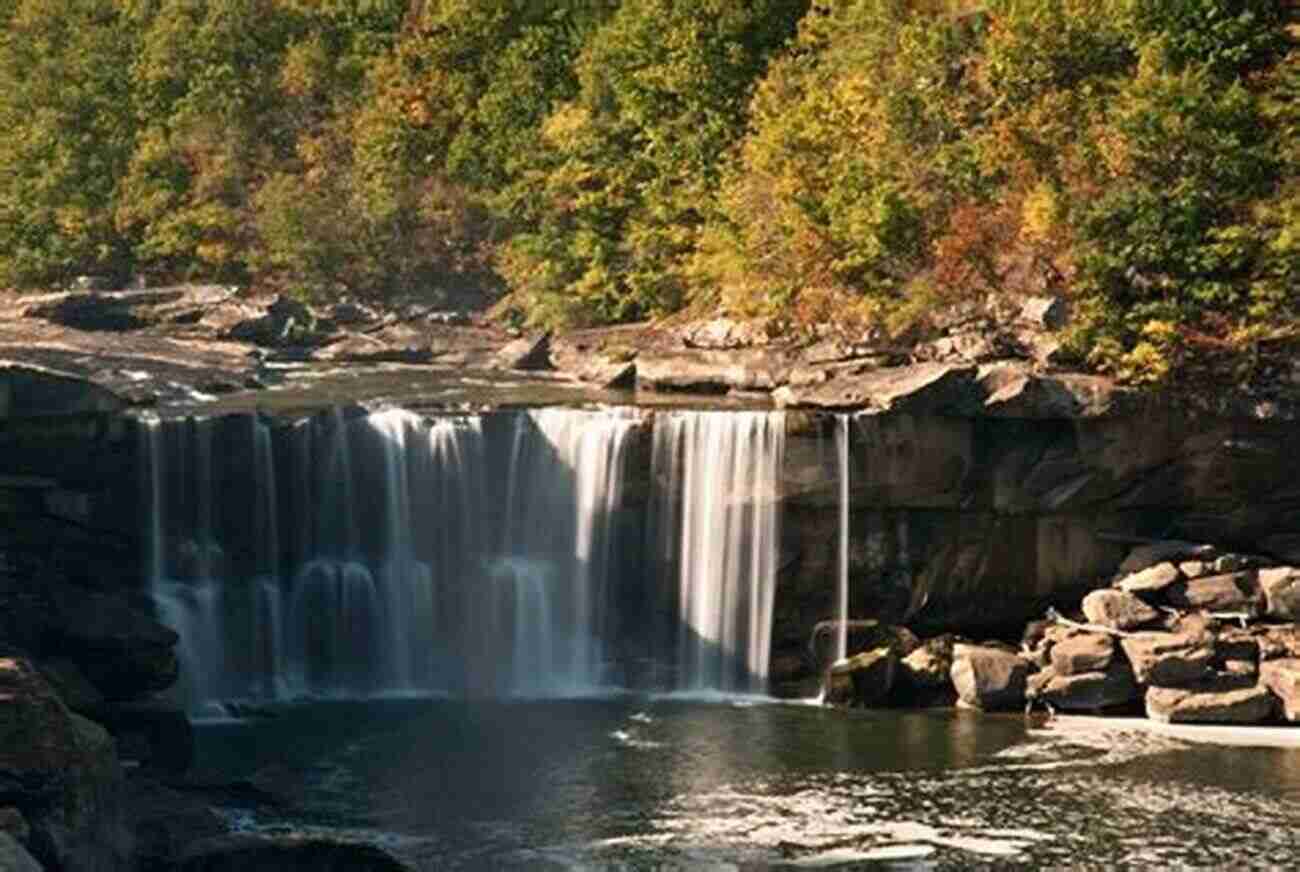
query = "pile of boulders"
(821, 623, 959, 708)
(826, 539, 1300, 726)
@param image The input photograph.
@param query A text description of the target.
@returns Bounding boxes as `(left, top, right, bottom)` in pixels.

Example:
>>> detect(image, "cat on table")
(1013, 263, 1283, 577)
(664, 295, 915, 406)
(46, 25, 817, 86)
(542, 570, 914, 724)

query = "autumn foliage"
(0, 0, 1295, 382)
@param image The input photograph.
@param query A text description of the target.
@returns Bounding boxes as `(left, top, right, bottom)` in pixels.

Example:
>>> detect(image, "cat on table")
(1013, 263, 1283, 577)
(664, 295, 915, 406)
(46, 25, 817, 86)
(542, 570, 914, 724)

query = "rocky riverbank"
(5, 285, 1297, 420)
(825, 539, 1300, 728)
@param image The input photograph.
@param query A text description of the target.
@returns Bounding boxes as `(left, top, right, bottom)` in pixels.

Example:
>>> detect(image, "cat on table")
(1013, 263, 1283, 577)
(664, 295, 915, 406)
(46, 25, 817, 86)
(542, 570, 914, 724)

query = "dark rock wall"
(1, 404, 1296, 689)
(0, 413, 142, 582)
(776, 409, 1300, 655)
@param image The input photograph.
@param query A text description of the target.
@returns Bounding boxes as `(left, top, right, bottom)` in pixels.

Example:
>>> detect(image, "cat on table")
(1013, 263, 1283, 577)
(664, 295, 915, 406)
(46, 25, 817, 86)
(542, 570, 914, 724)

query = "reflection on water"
(193, 700, 1300, 869)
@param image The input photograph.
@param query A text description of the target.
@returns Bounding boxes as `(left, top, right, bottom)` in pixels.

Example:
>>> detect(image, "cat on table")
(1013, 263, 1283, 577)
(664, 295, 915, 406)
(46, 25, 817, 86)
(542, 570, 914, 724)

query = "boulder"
(1028, 664, 1140, 712)
(1165, 572, 1262, 614)
(0, 656, 130, 872)
(175, 834, 410, 872)
(494, 333, 551, 371)
(1116, 562, 1181, 596)
(950, 644, 1028, 710)
(1145, 677, 1276, 724)
(1259, 567, 1300, 620)
(88, 700, 193, 774)
(1119, 633, 1214, 687)
(1259, 659, 1300, 722)
(1117, 541, 1215, 577)
(825, 648, 897, 707)
(1049, 633, 1115, 676)
(0, 833, 43, 872)
(1177, 560, 1212, 579)
(898, 637, 955, 693)
(1080, 590, 1159, 631)
(44, 583, 180, 700)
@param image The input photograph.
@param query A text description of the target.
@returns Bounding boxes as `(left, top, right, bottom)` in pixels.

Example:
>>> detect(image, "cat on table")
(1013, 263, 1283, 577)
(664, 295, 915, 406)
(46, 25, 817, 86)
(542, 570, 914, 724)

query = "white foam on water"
(649, 689, 777, 706)
(610, 729, 665, 751)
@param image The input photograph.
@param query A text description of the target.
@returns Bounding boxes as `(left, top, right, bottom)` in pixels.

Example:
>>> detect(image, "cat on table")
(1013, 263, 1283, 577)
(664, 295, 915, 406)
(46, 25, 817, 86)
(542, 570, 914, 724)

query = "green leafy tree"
(502, 0, 808, 327)
(0, 0, 138, 288)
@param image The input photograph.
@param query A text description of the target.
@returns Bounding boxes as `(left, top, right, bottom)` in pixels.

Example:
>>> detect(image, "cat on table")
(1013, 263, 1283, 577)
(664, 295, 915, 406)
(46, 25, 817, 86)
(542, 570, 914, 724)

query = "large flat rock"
(1145, 678, 1276, 724)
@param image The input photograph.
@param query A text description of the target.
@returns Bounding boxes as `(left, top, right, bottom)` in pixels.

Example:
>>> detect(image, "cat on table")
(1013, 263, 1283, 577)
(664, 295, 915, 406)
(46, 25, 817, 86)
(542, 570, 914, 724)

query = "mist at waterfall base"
(139, 407, 1300, 868)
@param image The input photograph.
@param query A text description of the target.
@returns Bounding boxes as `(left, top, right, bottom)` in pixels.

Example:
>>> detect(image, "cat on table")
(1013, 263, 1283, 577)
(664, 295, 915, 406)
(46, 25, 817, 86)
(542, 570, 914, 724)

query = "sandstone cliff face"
(776, 407, 1300, 656)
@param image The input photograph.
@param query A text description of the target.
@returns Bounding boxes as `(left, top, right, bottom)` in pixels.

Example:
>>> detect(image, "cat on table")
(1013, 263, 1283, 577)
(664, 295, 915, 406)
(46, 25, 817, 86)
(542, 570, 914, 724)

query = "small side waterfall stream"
(836, 414, 850, 664)
(140, 406, 788, 709)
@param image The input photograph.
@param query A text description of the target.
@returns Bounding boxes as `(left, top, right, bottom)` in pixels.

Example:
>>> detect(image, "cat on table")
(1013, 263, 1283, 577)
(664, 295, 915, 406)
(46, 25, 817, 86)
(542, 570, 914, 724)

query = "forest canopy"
(0, 0, 1296, 382)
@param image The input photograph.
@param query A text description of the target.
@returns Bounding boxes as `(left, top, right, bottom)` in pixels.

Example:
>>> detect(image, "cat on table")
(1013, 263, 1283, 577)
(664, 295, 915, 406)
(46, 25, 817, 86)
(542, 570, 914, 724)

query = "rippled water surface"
(194, 699, 1300, 869)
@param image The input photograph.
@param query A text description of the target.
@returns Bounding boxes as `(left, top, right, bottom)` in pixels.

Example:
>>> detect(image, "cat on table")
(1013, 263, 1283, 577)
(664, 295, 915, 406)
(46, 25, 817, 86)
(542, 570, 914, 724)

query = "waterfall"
(493, 408, 638, 695)
(138, 405, 649, 709)
(282, 409, 484, 698)
(836, 414, 850, 663)
(651, 411, 785, 693)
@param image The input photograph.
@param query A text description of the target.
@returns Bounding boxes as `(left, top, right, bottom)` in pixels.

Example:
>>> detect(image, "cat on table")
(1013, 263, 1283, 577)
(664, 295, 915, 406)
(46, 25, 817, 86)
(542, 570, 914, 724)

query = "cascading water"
(836, 414, 850, 663)
(140, 405, 649, 710)
(494, 409, 639, 694)
(650, 411, 785, 693)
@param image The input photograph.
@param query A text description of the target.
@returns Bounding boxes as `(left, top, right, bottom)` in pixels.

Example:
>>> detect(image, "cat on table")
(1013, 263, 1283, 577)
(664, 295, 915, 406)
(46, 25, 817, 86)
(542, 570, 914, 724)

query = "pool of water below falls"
(193, 698, 1300, 870)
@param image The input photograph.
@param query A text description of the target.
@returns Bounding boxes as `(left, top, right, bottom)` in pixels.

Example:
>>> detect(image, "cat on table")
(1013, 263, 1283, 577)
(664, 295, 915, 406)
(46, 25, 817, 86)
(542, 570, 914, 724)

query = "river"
(194, 698, 1300, 869)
